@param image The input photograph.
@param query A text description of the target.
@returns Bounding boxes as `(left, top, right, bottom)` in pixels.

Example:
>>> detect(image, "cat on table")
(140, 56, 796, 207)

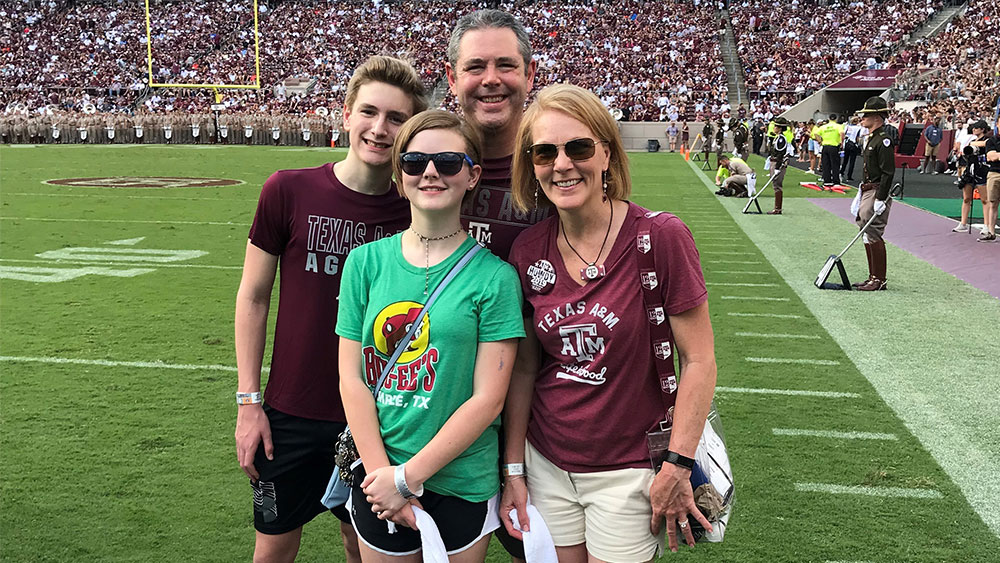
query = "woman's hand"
(361, 466, 408, 518)
(649, 463, 713, 552)
(499, 477, 530, 540)
(387, 499, 422, 530)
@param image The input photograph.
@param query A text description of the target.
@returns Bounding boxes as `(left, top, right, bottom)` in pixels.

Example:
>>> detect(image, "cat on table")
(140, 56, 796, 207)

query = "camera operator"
(952, 120, 989, 233)
(979, 115, 1000, 242)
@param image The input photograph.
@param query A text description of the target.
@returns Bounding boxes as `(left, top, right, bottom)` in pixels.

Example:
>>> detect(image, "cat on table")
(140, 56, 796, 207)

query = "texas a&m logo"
(647, 306, 665, 326)
(641, 269, 658, 291)
(637, 233, 651, 254)
(653, 339, 672, 360)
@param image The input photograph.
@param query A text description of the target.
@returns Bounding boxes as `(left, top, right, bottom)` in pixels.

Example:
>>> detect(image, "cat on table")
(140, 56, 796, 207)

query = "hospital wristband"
(236, 392, 262, 405)
(503, 463, 525, 478)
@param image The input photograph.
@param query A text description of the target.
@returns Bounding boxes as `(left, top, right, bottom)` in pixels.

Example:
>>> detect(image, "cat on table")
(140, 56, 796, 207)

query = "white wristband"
(503, 463, 525, 478)
(236, 392, 262, 405)
(394, 463, 423, 499)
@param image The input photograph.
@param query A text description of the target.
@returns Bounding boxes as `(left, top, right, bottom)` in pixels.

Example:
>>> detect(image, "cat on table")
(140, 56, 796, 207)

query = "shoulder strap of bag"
(370, 242, 482, 398)
(636, 212, 679, 428)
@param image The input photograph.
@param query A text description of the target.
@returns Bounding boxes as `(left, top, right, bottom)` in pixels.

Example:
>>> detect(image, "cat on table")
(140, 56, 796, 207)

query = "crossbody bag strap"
(637, 212, 679, 429)
(370, 242, 482, 398)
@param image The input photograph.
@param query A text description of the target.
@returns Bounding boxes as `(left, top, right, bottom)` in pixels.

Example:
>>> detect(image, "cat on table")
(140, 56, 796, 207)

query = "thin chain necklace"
(410, 226, 465, 294)
(560, 201, 613, 281)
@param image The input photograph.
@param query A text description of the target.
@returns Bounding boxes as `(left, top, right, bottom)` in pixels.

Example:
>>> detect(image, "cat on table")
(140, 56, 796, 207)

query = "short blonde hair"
(344, 55, 428, 116)
(391, 110, 483, 200)
(511, 84, 630, 212)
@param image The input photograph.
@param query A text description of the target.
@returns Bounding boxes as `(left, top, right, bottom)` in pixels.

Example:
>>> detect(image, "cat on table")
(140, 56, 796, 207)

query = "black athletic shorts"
(349, 474, 500, 556)
(251, 403, 349, 534)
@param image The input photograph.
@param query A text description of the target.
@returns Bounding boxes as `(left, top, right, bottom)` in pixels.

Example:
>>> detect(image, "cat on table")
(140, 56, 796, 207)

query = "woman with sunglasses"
(501, 84, 717, 561)
(337, 110, 524, 562)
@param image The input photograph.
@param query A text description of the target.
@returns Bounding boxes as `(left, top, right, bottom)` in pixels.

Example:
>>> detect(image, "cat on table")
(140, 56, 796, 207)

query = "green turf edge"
(686, 158, 1000, 539)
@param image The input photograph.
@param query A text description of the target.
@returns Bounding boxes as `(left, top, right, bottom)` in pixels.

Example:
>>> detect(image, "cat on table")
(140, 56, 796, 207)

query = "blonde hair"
(391, 110, 483, 200)
(511, 84, 630, 212)
(343, 55, 428, 116)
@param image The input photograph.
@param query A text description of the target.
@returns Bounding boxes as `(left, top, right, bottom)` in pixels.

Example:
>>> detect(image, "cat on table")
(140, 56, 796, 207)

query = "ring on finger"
(679, 519, 689, 529)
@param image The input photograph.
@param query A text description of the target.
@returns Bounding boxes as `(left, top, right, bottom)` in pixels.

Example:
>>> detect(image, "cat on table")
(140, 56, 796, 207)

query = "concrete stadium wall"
(619, 122, 740, 154)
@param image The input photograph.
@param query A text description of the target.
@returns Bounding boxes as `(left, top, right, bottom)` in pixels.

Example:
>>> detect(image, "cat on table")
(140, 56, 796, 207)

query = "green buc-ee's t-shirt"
(336, 234, 525, 501)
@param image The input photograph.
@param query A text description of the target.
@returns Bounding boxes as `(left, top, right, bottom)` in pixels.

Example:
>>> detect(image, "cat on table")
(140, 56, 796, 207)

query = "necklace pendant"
(581, 264, 606, 281)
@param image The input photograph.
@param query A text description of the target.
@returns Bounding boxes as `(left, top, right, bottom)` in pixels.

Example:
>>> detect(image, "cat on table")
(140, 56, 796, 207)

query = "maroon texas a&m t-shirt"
(461, 155, 550, 262)
(508, 202, 707, 472)
(249, 163, 410, 422)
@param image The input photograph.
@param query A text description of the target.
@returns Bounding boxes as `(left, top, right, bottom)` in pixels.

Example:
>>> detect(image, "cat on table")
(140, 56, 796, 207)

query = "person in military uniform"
(850, 97, 895, 291)
(714, 118, 726, 163)
(766, 116, 792, 214)
(732, 117, 750, 160)
(700, 120, 714, 163)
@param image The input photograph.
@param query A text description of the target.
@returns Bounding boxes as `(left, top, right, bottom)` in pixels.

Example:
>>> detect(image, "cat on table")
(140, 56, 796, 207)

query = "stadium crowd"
(893, 0, 1000, 123)
(2, 0, 996, 143)
(2, 0, 727, 124)
(730, 0, 944, 95)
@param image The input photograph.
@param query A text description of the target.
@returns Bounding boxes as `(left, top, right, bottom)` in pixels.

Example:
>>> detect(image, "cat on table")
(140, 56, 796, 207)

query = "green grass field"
(2, 145, 999, 562)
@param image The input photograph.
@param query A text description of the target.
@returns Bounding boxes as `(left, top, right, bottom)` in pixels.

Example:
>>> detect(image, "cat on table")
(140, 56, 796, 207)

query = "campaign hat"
(857, 96, 889, 115)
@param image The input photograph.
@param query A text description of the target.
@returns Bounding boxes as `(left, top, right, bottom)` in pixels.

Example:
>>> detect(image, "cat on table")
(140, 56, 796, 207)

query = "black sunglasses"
(526, 138, 607, 166)
(400, 152, 475, 176)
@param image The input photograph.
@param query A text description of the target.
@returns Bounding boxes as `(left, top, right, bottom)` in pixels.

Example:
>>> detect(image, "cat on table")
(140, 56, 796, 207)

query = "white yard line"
(706, 282, 778, 287)
(715, 386, 860, 398)
(728, 312, 803, 318)
(773, 428, 898, 440)
(746, 357, 840, 366)
(0, 258, 242, 270)
(710, 271, 771, 275)
(794, 483, 942, 499)
(0, 216, 241, 226)
(736, 332, 821, 339)
(720, 295, 790, 301)
(0, 355, 267, 373)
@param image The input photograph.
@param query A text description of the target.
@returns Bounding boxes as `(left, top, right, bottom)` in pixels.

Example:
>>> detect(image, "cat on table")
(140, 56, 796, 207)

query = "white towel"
(411, 505, 449, 563)
(747, 173, 757, 197)
(508, 504, 558, 563)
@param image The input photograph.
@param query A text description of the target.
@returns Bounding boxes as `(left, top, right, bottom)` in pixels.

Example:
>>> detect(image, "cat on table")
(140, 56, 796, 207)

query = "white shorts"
(525, 441, 662, 563)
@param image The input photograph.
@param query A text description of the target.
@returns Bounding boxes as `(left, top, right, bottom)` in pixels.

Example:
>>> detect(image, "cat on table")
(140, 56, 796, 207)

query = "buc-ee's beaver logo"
(372, 301, 429, 364)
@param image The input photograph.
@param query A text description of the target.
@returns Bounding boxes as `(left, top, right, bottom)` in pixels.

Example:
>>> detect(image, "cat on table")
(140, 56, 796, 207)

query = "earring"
(602, 171, 608, 203)
(534, 180, 540, 210)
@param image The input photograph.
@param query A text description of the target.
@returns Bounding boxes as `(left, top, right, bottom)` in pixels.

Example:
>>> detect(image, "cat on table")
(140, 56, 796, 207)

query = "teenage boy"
(234, 56, 427, 563)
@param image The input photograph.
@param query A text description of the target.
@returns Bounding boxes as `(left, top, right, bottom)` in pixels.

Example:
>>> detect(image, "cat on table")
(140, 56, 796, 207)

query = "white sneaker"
(952, 223, 970, 233)
(807, 169, 815, 175)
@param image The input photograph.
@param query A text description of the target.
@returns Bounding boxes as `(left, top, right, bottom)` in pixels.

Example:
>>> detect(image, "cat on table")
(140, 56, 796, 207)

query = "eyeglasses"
(526, 138, 607, 166)
(400, 152, 475, 176)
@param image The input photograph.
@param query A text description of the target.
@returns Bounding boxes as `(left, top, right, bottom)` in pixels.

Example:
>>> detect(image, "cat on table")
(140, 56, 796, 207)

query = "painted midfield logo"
(45, 177, 243, 188)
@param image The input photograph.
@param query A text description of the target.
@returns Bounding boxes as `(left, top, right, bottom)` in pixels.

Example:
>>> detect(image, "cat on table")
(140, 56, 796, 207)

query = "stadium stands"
(1, 0, 995, 138)
(730, 0, 944, 96)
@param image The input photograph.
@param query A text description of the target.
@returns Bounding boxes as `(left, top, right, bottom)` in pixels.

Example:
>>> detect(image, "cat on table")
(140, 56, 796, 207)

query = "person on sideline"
(952, 120, 990, 234)
(500, 83, 718, 561)
(850, 96, 895, 290)
(234, 56, 427, 563)
(338, 110, 524, 562)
